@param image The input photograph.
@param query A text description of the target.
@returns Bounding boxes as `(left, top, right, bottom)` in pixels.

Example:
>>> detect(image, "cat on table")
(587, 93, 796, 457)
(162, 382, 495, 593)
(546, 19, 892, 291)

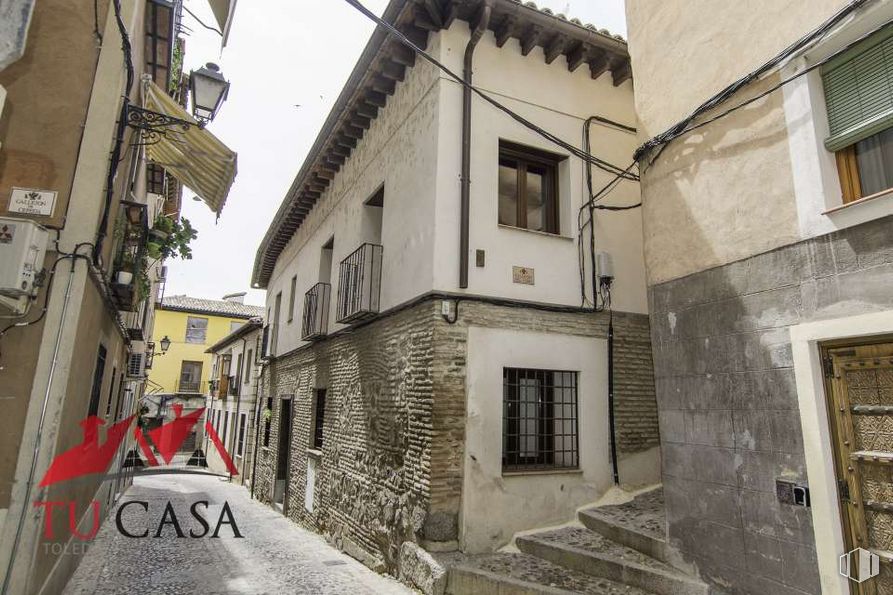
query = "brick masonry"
(253, 296, 659, 574)
(649, 215, 893, 595)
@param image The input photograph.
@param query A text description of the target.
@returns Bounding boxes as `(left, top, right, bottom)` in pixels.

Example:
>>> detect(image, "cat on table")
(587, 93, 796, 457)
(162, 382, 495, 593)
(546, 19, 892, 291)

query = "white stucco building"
(249, 0, 659, 575)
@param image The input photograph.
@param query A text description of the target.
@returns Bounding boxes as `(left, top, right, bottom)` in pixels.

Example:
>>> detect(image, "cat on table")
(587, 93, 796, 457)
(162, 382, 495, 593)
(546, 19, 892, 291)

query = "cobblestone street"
(63, 474, 414, 594)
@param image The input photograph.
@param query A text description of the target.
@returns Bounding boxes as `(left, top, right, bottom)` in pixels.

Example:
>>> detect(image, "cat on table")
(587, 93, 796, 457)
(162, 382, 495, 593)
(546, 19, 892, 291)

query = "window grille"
(502, 368, 578, 471)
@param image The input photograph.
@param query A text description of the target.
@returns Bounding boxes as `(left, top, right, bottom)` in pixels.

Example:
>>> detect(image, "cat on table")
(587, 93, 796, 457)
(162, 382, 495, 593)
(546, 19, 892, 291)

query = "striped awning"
(143, 81, 237, 217)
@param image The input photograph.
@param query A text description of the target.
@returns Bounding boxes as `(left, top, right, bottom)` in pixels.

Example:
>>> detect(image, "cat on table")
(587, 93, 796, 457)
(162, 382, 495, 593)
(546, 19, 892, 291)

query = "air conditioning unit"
(127, 352, 146, 379)
(0, 217, 49, 313)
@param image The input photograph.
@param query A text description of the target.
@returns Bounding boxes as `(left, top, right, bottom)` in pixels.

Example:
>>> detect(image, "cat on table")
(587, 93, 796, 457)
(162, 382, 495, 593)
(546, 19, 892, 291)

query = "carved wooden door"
(827, 343, 893, 594)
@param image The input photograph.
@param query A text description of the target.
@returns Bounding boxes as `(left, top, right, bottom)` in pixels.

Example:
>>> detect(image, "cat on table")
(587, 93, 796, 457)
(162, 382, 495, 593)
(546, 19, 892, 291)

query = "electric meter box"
(0, 217, 49, 299)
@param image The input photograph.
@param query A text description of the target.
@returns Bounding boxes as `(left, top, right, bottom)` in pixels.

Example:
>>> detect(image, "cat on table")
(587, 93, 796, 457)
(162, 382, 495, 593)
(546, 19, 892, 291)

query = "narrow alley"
(63, 475, 413, 595)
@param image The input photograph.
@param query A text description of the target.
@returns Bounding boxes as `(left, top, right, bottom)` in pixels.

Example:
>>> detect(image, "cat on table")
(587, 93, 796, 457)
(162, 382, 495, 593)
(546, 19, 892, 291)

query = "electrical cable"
(93, 0, 103, 43)
(182, 4, 224, 37)
(94, 0, 135, 267)
(340, 0, 639, 181)
(634, 0, 875, 163)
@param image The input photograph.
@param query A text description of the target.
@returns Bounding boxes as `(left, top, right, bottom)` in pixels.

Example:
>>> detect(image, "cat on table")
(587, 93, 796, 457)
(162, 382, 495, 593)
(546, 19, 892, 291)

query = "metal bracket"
(125, 104, 197, 145)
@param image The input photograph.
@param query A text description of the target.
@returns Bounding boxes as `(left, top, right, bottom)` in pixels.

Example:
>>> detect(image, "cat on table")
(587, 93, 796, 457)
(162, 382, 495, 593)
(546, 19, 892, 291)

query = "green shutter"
(822, 25, 893, 152)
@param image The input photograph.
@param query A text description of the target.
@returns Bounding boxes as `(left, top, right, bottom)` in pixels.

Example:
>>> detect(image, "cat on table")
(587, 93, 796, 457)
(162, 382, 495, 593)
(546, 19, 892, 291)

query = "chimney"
(222, 292, 246, 304)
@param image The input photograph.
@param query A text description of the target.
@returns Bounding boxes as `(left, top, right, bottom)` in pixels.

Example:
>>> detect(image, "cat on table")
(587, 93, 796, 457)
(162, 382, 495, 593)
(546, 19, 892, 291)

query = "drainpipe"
(230, 338, 247, 482)
(459, 0, 492, 289)
(608, 315, 619, 485)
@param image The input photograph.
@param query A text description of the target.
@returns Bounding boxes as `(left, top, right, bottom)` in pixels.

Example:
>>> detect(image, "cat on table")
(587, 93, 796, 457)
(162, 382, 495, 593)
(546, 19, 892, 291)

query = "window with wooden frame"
(498, 141, 562, 234)
(823, 25, 893, 204)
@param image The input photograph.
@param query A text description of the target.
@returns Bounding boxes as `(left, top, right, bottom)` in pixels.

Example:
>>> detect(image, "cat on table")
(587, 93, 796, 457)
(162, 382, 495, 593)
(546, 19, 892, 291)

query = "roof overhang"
(143, 80, 238, 217)
(207, 0, 238, 46)
(251, 0, 631, 288)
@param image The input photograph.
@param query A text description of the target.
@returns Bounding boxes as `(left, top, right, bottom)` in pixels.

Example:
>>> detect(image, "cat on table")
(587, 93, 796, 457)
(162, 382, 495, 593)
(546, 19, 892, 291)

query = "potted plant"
(150, 214, 174, 242)
(116, 252, 135, 285)
(147, 241, 162, 260)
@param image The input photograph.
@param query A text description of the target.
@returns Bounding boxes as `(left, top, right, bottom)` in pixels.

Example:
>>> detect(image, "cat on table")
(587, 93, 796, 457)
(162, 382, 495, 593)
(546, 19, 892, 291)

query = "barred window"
(312, 389, 326, 450)
(503, 368, 578, 471)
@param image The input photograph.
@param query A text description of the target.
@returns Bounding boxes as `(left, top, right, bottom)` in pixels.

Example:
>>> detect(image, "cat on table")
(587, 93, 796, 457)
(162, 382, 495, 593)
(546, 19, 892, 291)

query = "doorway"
(273, 397, 293, 511)
(824, 340, 893, 592)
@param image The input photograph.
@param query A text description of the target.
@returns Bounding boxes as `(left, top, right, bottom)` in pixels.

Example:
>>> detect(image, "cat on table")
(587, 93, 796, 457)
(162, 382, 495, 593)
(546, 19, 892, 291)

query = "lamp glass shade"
(159, 335, 172, 352)
(189, 63, 229, 122)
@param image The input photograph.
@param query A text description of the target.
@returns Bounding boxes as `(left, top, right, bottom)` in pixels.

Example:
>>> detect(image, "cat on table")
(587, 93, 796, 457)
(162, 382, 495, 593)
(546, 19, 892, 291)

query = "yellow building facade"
(148, 295, 264, 395)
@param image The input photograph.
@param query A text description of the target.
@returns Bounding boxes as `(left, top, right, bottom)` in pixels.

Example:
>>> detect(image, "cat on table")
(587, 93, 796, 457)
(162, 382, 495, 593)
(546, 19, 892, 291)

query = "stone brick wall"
(649, 215, 893, 595)
(254, 296, 660, 573)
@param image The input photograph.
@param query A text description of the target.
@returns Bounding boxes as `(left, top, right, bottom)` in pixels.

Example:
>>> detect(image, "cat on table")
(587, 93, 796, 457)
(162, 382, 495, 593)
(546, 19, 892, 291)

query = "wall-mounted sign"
(512, 266, 535, 285)
(8, 187, 57, 216)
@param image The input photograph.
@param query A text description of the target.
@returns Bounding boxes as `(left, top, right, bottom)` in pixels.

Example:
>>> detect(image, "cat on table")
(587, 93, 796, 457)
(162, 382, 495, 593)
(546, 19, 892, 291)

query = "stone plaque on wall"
(512, 266, 534, 285)
(8, 187, 56, 216)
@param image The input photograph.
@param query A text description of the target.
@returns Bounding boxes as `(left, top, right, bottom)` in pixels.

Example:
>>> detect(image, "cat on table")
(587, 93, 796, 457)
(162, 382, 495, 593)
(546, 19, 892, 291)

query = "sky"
(170, 0, 628, 307)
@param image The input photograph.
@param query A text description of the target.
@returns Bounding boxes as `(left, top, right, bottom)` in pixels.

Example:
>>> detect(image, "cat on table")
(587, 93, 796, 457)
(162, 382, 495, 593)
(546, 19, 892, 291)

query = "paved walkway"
(63, 474, 414, 594)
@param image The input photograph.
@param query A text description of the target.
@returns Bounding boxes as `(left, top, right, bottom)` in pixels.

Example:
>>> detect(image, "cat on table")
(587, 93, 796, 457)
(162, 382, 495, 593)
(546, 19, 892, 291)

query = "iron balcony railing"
(336, 243, 382, 324)
(302, 282, 331, 341)
(228, 375, 239, 397)
(179, 379, 202, 393)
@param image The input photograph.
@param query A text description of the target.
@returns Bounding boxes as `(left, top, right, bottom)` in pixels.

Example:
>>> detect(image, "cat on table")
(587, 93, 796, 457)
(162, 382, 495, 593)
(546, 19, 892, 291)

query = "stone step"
(516, 528, 708, 595)
(578, 489, 672, 567)
(445, 552, 657, 595)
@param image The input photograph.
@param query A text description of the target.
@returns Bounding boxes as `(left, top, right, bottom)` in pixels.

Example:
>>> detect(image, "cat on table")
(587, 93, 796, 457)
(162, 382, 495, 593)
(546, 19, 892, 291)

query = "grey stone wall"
(649, 215, 893, 595)
(254, 297, 660, 574)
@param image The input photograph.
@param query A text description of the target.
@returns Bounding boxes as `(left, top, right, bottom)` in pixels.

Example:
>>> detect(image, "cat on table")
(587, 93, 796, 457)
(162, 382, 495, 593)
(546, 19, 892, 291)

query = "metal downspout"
(459, 0, 492, 289)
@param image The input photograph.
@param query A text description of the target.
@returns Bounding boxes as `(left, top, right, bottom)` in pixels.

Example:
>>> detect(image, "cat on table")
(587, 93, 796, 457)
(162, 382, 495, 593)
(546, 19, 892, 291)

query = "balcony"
(179, 380, 202, 393)
(301, 282, 331, 341)
(336, 243, 382, 324)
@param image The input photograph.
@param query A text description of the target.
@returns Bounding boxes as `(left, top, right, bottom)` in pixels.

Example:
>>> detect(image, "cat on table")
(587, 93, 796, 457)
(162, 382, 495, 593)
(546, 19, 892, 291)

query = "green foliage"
(152, 215, 198, 261)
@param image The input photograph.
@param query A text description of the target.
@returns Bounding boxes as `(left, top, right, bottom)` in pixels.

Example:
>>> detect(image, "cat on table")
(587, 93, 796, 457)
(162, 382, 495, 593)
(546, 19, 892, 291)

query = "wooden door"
(826, 342, 893, 594)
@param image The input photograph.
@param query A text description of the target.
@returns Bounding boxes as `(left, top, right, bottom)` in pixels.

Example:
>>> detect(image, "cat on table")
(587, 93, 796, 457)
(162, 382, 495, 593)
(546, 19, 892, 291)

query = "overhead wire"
(634, 0, 876, 164)
(340, 0, 639, 182)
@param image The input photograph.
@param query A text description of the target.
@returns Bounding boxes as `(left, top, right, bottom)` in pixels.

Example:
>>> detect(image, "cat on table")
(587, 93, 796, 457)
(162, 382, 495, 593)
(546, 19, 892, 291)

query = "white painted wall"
(461, 326, 612, 553)
(265, 41, 443, 357)
(434, 23, 647, 314)
(263, 22, 649, 355)
(782, 1, 893, 241)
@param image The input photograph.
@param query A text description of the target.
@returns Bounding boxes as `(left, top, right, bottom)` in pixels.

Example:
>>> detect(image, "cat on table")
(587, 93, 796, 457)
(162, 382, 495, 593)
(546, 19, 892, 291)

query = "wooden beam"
(612, 58, 632, 86)
(544, 35, 564, 64)
(325, 154, 346, 167)
(343, 124, 365, 139)
(356, 102, 378, 119)
(335, 135, 357, 150)
(317, 164, 338, 178)
(366, 90, 388, 108)
(566, 43, 585, 72)
(330, 145, 351, 158)
(370, 76, 396, 95)
(391, 44, 416, 67)
(350, 114, 371, 129)
(380, 61, 406, 82)
(589, 51, 609, 80)
(421, 0, 443, 27)
(413, 10, 440, 31)
(307, 182, 327, 193)
(520, 25, 539, 57)
(443, 3, 458, 28)
(495, 16, 515, 48)
(402, 25, 429, 49)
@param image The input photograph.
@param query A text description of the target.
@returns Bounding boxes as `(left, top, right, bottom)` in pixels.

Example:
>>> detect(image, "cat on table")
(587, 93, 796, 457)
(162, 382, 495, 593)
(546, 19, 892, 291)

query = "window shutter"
(822, 26, 893, 152)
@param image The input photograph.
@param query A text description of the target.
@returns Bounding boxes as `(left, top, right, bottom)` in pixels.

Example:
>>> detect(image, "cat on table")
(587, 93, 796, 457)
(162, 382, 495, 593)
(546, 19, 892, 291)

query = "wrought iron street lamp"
(189, 63, 230, 123)
(159, 335, 172, 353)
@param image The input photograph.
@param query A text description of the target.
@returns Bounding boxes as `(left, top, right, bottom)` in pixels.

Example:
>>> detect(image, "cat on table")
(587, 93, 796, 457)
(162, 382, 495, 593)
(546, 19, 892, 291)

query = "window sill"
(502, 468, 582, 477)
(497, 224, 573, 241)
(307, 449, 322, 459)
(823, 185, 893, 215)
